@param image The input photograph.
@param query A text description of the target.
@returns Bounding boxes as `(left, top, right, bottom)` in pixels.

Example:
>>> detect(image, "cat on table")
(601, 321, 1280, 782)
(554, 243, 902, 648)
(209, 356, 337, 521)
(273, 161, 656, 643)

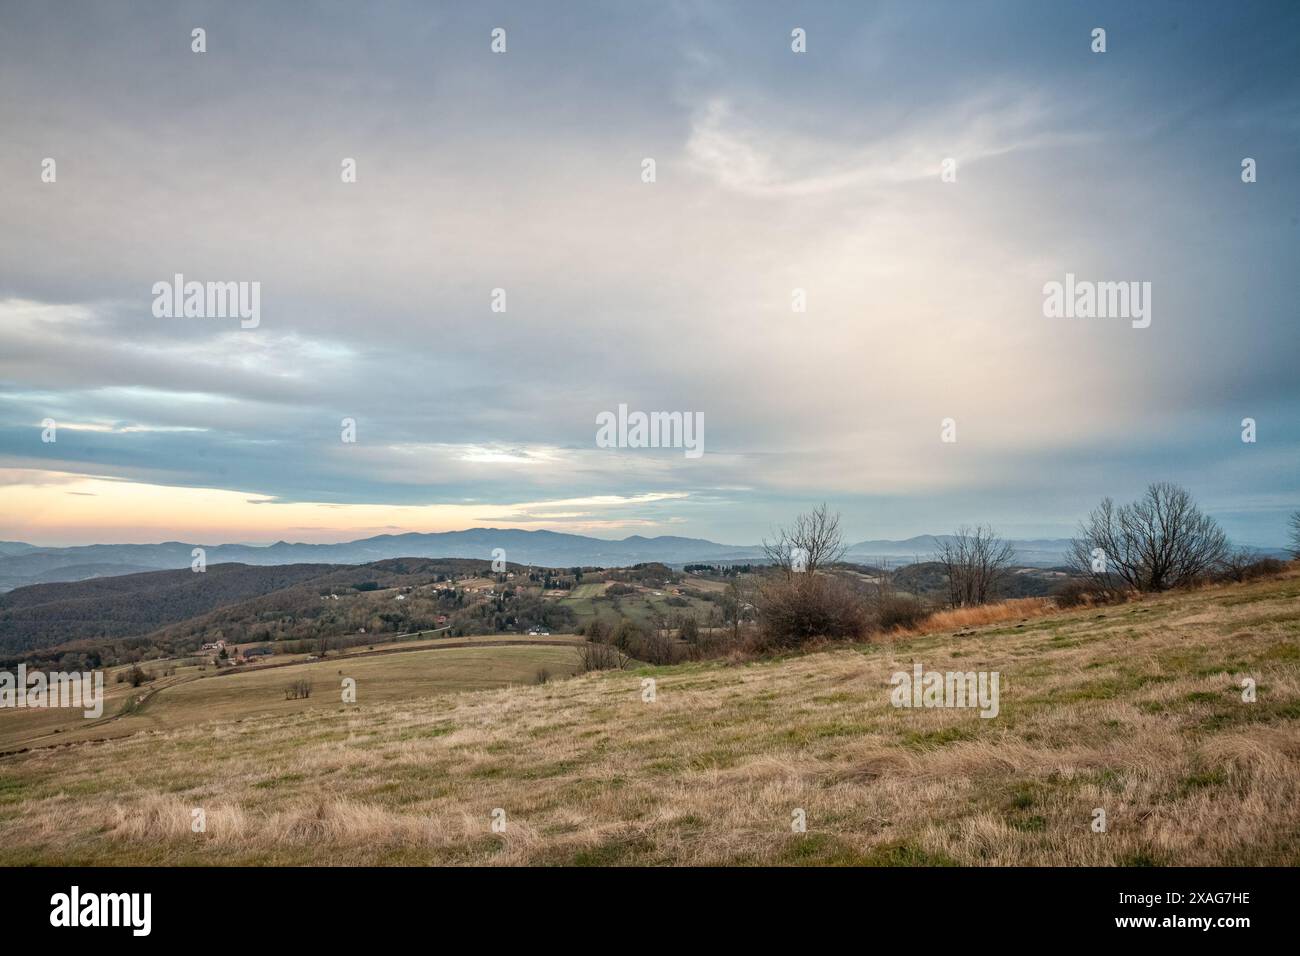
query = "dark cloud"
(0, 1, 1296, 544)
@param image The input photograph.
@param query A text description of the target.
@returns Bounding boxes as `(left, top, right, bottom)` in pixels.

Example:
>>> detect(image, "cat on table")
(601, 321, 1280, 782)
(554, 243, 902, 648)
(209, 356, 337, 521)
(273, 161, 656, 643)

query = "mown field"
(0, 573, 1297, 865)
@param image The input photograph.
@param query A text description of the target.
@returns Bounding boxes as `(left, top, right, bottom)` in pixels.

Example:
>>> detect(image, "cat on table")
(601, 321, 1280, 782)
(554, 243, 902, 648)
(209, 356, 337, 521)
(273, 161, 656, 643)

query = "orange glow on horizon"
(0, 471, 683, 545)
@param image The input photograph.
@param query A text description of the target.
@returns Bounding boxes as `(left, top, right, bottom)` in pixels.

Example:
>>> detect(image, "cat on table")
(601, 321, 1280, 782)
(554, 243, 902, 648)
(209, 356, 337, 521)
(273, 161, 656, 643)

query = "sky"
(0, 0, 1297, 548)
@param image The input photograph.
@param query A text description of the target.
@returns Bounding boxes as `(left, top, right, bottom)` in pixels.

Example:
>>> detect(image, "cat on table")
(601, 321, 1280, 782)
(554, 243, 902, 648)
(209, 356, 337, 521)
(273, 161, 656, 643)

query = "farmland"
(0, 638, 584, 752)
(1, 571, 1296, 866)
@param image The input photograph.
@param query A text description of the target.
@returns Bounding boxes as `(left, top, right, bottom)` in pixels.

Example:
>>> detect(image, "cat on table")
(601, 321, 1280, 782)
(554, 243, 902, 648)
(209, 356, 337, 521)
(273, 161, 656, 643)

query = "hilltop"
(1, 570, 1296, 866)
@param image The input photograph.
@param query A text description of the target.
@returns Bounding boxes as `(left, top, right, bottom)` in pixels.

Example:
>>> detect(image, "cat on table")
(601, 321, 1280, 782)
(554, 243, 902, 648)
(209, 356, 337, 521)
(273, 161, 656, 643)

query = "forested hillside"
(0, 563, 347, 654)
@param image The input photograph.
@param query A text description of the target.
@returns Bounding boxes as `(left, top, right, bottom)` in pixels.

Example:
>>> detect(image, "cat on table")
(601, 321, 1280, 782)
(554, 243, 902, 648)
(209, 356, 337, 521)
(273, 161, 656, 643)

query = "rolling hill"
(0, 528, 1233, 592)
(0, 563, 351, 654)
(1, 570, 1295, 865)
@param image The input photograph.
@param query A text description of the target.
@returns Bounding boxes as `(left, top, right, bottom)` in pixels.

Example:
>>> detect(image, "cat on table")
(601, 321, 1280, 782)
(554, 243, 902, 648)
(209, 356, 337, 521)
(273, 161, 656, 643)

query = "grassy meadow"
(0, 637, 584, 752)
(0, 572, 1297, 865)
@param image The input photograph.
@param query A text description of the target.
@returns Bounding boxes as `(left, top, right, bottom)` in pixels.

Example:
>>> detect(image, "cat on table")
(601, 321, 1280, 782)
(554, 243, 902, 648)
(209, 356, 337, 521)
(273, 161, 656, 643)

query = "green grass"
(2, 570, 1298, 866)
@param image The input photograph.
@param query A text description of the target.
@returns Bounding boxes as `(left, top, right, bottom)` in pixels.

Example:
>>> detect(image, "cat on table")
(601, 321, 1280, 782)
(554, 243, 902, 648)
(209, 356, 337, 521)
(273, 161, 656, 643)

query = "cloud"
(684, 89, 1064, 199)
(0, 2, 1295, 545)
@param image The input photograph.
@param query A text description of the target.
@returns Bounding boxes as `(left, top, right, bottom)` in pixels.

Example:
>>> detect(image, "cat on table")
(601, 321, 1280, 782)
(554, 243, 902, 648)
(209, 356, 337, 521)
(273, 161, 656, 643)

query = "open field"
(557, 581, 717, 631)
(0, 574, 1297, 865)
(0, 638, 584, 752)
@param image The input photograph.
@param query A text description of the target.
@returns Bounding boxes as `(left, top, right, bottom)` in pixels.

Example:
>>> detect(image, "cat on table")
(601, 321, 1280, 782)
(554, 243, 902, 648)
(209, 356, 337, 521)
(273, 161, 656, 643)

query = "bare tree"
(762, 503, 847, 577)
(576, 642, 630, 672)
(1290, 510, 1300, 560)
(1217, 546, 1264, 583)
(935, 525, 1015, 607)
(722, 576, 754, 642)
(1068, 482, 1229, 593)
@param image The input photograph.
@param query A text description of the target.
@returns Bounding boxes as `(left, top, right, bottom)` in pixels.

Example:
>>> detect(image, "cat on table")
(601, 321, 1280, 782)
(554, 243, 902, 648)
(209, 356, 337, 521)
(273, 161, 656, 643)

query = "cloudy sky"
(1, 0, 1296, 548)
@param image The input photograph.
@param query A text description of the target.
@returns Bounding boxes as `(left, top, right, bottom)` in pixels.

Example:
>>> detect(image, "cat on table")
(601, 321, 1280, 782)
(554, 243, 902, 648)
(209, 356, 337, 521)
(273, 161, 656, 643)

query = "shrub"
(876, 594, 931, 631)
(756, 573, 869, 648)
(1053, 577, 1097, 608)
(576, 642, 629, 672)
(1242, 557, 1286, 580)
(611, 620, 644, 651)
(631, 630, 681, 666)
(1215, 551, 1287, 584)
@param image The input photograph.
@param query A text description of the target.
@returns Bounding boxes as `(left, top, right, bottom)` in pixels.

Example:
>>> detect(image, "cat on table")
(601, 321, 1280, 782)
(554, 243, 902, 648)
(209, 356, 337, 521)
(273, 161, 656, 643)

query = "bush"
(756, 573, 869, 648)
(876, 594, 930, 631)
(1053, 577, 1096, 608)
(685, 626, 748, 660)
(576, 642, 629, 672)
(631, 630, 681, 665)
(1050, 580, 1092, 608)
(611, 620, 644, 651)
(1053, 578, 1128, 608)
(1242, 557, 1286, 580)
(1215, 552, 1287, 584)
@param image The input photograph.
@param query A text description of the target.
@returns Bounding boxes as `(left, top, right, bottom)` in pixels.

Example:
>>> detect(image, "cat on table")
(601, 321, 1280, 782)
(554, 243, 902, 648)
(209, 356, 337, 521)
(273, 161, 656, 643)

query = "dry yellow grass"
(1, 572, 1297, 866)
(900, 597, 1059, 636)
(0, 639, 584, 752)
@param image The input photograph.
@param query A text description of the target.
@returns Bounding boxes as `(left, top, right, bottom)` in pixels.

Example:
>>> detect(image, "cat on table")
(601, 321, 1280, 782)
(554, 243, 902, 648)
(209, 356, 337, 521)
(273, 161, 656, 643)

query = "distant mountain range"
(0, 529, 1107, 592)
(1, 528, 1287, 592)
